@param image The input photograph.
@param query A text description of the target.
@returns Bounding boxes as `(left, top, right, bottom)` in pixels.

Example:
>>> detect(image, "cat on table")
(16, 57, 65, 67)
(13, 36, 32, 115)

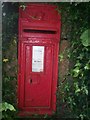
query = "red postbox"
(18, 3, 61, 116)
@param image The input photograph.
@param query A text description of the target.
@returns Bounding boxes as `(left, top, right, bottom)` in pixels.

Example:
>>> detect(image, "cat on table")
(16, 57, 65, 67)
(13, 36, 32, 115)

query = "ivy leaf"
(2, 102, 16, 112)
(84, 63, 90, 70)
(77, 54, 84, 60)
(3, 58, 9, 62)
(85, 89, 88, 95)
(59, 53, 64, 62)
(80, 29, 90, 47)
(81, 86, 88, 95)
(75, 61, 81, 67)
(73, 67, 80, 77)
(75, 88, 81, 94)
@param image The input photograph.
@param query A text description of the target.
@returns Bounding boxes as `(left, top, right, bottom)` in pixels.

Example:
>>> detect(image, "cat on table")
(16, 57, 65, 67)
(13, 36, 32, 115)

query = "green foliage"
(61, 28, 90, 119)
(1, 102, 16, 120)
(2, 4, 18, 120)
(58, 2, 90, 120)
(2, 102, 16, 112)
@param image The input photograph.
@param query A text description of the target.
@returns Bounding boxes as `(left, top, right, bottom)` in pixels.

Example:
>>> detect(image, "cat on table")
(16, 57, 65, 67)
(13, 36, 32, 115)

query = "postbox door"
(23, 43, 53, 108)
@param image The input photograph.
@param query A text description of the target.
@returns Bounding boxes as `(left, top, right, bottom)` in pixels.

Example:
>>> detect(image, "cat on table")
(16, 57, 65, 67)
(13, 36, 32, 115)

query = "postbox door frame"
(18, 38, 59, 114)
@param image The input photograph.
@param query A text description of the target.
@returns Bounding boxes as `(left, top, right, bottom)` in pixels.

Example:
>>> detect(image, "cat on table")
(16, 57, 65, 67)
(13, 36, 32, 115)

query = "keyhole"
(30, 79, 32, 84)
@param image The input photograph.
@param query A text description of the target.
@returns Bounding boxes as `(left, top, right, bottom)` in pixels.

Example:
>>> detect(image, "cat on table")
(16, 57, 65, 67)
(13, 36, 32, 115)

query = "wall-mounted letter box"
(18, 3, 61, 116)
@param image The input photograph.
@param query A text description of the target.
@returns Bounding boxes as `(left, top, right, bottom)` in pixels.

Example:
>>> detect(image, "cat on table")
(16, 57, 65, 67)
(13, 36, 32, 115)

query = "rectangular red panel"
(18, 3, 61, 116)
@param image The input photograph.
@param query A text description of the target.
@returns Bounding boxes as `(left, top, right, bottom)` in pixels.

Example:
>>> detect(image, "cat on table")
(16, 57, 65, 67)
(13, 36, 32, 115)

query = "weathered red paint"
(18, 3, 61, 116)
